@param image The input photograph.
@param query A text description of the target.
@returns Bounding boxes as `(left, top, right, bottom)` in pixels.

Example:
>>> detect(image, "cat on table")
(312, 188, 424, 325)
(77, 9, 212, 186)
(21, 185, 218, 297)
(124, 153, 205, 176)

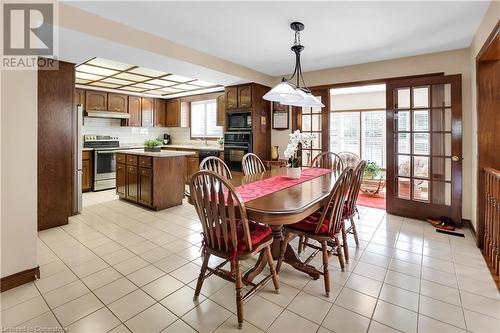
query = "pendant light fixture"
(263, 22, 324, 108)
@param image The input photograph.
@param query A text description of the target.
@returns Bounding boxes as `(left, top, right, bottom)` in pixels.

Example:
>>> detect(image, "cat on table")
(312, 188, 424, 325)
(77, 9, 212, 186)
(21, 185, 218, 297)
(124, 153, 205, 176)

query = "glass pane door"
(301, 96, 323, 166)
(387, 75, 462, 224)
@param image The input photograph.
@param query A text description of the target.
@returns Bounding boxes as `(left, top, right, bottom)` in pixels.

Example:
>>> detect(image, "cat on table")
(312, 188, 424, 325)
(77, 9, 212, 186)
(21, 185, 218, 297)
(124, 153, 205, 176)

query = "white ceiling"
(64, 1, 490, 76)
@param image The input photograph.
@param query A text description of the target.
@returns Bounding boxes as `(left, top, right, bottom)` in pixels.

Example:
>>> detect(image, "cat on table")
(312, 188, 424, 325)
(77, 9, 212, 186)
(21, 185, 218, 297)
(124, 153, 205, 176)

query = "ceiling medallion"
(263, 22, 324, 108)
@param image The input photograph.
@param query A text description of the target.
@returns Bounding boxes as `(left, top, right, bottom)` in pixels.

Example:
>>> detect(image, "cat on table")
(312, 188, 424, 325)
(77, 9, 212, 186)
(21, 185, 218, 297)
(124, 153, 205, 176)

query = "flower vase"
(271, 146, 279, 160)
(287, 167, 301, 179)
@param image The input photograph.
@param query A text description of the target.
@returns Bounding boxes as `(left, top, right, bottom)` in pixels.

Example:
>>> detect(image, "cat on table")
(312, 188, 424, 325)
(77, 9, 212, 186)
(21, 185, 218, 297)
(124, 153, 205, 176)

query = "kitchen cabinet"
(219, 152, 224, 160)
(153, 98, 166, 127)
(225, 86, 238, 110)
(116, 162, 126, 197)
(166, 98, 181, 127)
(126, 165, 139, 201)
(116, 152, 187, 210)
(186, 155, 199, 184)
(141, 97, 154, 127)
(108, 93, 128, 112)
(75, 88, 85, 109)
(85, 90, 107, 111)
(127, 96, 141, 127)
(216, 93, 225, 127)
(82, 151, 93, 192)
(138, 167, 153, 206)
(238, 85, 252, 108)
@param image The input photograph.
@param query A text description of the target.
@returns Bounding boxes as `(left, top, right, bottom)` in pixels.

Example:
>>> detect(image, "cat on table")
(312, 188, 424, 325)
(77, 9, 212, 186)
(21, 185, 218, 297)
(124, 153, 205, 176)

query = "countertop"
(83, 144, 223, 152)
(118, 149, 196, 157)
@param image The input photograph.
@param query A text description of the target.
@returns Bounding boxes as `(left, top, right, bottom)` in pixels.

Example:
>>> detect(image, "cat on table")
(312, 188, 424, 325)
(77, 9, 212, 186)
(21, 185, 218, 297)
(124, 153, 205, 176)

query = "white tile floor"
(1, 189, 499, 333)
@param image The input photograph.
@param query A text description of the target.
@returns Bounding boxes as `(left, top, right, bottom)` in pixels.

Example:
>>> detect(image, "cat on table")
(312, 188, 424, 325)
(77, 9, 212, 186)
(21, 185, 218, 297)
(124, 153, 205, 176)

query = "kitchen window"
(190, 99, 223, 138)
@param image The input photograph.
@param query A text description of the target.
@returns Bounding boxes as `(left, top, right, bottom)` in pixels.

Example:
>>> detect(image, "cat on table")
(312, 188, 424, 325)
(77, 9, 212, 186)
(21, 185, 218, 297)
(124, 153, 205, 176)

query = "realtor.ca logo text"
(2, 1, 58, 69)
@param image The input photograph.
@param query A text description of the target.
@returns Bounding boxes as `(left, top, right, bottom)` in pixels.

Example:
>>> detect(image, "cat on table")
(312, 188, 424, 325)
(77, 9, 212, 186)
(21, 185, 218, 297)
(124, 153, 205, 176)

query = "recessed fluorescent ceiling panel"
(75, 57, 222, 96)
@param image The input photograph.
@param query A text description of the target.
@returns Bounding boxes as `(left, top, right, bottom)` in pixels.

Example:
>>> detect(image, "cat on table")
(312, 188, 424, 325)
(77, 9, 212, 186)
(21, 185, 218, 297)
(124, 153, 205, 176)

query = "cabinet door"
(153, 99, 166, 127)
(186, 156, 199, 184)
(85, 91, 107, 111)
(141, 97, 154, 127)
(75, 89, 85, 109)
(166, 98, 181, 127)
(128, 96, 141, 127)
(82, 159, 91, 191)
(116, 163, 126, 197)
(108, 93, 128, 112)
(225, 87, 238, 110)
(126, 165, 138, 201)
(238, 85, 252, 108)
(216, 94, 226, 127)
(138, 167, 153, 206)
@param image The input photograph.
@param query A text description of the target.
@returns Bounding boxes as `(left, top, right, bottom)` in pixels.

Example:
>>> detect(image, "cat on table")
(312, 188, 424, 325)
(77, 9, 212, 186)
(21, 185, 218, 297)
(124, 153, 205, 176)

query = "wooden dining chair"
(190, 170, 279, 329)
(199, 156, 232, 179)
(338, 151, 360, 168)
(277, 168, 353, 297)
(311, 152, 344, 172)
(242, 153, 266, 176)
(340, 160, 366, 262)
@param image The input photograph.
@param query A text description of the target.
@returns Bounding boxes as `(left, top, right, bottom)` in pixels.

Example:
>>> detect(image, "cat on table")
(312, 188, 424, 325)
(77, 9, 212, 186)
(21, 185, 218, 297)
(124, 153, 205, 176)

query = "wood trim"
(476, 20, 500, 63)
(309, 72, 445, 91)
(1, 267, 40, 292)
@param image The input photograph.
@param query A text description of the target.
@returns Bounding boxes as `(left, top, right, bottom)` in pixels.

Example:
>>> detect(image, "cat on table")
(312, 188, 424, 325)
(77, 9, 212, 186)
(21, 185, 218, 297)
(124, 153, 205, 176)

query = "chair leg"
(234, 261, 243, 329)
(334, 236, 345, 271)
(321, 240, 330, 297)
(298, 236, 304, 255)
(350, 217, 360, 247)
(341, 221, 349, 263)
(355, 206, 360, 219)
(265, 246, 280, 294)
(194, 251, 210, 301)
(276, 232, 292, 273)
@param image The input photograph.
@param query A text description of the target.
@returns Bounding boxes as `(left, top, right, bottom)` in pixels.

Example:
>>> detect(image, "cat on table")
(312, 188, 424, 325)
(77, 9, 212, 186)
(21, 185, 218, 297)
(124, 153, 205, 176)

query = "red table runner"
(236, 168, 332, 203)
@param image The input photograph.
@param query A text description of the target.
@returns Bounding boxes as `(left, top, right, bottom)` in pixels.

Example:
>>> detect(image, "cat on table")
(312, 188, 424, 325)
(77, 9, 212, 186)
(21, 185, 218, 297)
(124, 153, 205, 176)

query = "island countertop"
(118, 149, 196, 157)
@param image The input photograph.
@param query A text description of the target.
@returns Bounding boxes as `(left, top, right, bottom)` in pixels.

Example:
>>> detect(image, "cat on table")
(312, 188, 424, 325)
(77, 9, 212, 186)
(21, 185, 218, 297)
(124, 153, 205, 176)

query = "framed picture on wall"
(272, 102, 289, 130)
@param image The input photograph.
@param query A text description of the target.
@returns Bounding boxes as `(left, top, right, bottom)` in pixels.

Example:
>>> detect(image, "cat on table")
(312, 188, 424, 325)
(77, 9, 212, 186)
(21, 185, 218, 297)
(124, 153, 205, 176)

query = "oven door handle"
(95, 150, 116, 154)
(224, 145, 249, 149)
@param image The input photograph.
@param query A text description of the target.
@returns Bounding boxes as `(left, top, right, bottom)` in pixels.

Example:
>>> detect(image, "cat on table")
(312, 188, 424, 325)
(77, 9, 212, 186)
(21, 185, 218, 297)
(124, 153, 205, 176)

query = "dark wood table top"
(230, 168, 339, 225)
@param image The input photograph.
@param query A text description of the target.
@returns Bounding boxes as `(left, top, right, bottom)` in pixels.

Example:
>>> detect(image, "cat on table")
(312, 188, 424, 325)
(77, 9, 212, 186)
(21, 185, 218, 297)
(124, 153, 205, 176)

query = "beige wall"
(0, 69, 38, 278)
(469, 2, 499, 230)
(271, 48, 474, 221)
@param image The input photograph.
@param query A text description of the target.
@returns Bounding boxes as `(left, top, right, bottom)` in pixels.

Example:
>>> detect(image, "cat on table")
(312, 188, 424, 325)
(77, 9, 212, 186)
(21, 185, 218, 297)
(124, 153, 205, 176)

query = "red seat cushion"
(234, 221, 272, 252)
(288, 211, 330, 235)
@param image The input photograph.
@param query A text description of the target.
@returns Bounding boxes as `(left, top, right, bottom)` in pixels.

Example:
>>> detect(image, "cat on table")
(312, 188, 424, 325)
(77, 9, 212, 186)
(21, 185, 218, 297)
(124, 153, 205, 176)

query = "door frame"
(385, 74, 463, 224)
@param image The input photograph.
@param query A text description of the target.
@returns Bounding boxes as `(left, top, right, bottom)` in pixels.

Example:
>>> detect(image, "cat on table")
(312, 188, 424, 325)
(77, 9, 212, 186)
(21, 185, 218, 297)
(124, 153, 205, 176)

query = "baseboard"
(461, 219, 476, 237)
(1, 266, 40, 293)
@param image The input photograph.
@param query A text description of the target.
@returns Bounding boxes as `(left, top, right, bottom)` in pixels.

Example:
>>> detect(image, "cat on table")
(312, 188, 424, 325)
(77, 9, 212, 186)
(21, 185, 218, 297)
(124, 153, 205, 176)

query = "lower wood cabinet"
(186, 155, 199, 184)
(116, 153, 186, 210)
(82, 151, 93, 192)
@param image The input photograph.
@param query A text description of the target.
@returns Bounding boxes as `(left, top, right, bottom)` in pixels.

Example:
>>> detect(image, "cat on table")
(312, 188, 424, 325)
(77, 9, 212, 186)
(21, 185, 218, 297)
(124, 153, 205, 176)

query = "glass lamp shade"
(263, 81, 304, 104)
(288, 89, 325, 108)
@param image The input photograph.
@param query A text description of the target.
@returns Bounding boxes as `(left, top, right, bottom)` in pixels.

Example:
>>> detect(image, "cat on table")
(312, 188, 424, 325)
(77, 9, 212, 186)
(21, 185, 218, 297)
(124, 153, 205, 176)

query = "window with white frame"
(190, 99, 222, 138)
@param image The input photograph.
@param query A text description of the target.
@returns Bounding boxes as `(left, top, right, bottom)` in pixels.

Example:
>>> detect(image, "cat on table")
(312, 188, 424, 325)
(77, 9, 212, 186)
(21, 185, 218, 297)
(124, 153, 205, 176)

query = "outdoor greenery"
(364, 161, 381, 179)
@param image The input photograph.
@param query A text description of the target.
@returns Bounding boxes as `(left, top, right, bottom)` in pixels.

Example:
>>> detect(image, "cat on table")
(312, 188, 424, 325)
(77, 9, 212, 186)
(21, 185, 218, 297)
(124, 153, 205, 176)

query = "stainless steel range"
(84, 135, 120, 191)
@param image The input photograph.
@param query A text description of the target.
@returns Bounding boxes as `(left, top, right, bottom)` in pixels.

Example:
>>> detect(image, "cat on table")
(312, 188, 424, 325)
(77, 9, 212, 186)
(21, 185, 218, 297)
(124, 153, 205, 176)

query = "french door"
(386, 74, 462, 224)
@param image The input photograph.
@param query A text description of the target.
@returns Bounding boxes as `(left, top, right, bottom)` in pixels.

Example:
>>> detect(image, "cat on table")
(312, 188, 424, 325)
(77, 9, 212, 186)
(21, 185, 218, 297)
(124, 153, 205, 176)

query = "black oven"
(224, 132, 252, 171)
(227, 112, 251, 131)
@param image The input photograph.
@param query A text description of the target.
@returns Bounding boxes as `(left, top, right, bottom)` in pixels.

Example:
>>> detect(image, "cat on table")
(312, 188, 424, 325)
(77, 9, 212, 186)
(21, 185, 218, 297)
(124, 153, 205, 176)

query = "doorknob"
(452, 156, 460, 161)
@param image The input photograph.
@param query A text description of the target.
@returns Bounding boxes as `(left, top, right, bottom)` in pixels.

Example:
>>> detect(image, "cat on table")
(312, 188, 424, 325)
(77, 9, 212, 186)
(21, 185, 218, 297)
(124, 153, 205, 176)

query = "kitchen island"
(116, 149, 195, 210)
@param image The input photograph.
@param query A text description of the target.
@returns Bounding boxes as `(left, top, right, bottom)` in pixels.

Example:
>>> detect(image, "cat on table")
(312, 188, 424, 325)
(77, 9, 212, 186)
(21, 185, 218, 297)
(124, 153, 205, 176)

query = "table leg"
(245, 225, 321, 281)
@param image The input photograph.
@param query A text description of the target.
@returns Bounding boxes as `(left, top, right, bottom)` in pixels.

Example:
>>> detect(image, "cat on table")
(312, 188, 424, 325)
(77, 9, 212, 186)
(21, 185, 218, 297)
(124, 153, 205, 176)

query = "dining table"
(186, 167, 340, 281)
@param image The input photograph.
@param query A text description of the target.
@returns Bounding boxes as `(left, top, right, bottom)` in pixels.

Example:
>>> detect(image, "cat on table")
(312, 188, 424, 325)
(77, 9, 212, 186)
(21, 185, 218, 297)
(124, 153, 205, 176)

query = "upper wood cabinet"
(108, 93, 128, 112)
(225, 86, 238, 110)
(216, 93, 225, 127)
(238, 85, 252, 108)
(153, 99, 166, 127)
(128, 96, 141, 127)
(166, 98, 181, 127)
(141, 97, 154, 127)
(75, 88, 85, 109)
(85, 91, 107, 111)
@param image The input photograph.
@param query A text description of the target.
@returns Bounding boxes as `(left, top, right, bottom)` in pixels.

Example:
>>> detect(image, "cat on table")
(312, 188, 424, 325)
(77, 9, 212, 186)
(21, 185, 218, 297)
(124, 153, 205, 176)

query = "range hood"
(85, 110, 130, 119)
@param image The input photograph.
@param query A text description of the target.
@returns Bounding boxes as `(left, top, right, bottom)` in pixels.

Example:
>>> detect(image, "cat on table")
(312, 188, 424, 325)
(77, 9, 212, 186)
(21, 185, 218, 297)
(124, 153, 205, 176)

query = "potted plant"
(283, 130, 314, 179)
(144, 138, 163, 152)
(364, 161, 381, 179)
(217, 137, 224, 148)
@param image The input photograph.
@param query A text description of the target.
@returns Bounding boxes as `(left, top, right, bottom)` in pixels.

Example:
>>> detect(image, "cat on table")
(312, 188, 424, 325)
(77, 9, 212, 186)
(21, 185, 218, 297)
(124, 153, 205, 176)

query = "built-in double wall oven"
(224, 131, 252, 172)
